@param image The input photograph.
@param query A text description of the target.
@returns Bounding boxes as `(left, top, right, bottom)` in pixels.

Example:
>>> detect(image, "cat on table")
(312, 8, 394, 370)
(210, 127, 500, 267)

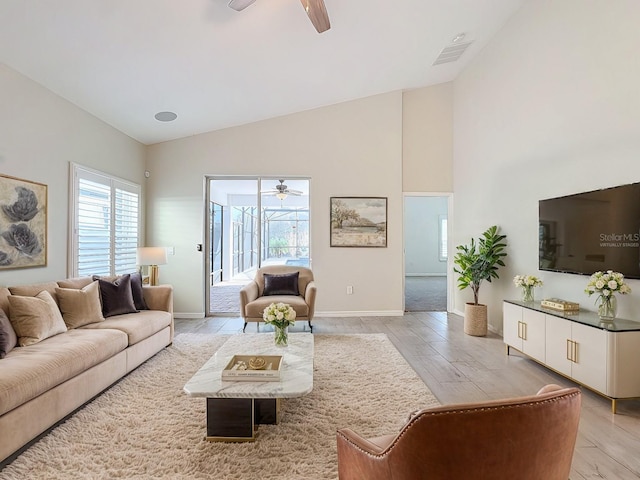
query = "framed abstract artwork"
(330, 197, 387, 247)
(0, 174, 47, 269)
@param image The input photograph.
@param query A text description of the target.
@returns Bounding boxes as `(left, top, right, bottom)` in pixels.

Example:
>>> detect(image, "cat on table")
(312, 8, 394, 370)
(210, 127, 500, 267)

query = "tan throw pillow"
(55, 281, 105, 329)
(8, 290, 67, 346)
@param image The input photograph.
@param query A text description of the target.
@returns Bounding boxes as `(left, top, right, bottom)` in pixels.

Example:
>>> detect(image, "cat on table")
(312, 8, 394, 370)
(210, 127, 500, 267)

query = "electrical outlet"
(346, 285, 353, 295)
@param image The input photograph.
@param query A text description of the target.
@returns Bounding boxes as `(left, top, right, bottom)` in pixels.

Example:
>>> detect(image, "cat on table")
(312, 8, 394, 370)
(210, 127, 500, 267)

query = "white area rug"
(1, 333, 439, 479)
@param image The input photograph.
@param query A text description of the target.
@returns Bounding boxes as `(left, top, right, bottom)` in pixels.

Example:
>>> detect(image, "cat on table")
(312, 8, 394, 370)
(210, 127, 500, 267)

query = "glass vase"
(598, 295, 617, 321)
(521, 285, 535, 303)
(274, 325, 289, 347)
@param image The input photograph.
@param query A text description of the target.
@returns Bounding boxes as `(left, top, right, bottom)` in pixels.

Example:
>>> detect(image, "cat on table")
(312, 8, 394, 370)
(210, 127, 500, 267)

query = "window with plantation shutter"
(439, 215, 448, 262)
(69, 164, 141, 277)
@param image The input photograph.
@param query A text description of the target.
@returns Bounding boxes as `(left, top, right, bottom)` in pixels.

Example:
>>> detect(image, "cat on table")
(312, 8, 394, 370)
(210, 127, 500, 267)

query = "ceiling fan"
(262, 179, 304, 200)
(228, 0, 331, 34)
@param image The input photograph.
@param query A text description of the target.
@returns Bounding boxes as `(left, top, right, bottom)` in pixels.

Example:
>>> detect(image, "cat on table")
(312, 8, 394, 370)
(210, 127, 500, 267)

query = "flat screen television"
(539, 182, 640, 279)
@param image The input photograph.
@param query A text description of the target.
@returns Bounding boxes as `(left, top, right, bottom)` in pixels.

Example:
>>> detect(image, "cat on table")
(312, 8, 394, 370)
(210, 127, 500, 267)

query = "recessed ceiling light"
(154, 111, 177, 122)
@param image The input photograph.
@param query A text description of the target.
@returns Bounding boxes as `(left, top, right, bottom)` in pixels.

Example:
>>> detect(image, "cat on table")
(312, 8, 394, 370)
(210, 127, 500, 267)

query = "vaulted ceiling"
(0, 0, 526, 145)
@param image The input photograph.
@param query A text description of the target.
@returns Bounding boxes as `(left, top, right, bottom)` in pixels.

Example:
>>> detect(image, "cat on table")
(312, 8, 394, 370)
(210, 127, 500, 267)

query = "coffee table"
(184, 332, 314, 441)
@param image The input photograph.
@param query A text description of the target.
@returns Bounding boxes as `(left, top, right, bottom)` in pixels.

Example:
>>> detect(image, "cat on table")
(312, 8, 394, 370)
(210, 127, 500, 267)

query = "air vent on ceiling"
(432, 41, 473, 66)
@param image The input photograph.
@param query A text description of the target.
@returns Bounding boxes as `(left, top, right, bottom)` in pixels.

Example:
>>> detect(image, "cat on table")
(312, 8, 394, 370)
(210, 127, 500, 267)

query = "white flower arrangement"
(513, 275, 543, 288)
(584, 270, 631, 298)
(263, 302, 297, 328)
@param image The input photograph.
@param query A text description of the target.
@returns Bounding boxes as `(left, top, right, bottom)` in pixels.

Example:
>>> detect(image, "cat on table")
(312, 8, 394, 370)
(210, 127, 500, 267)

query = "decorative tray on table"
(221, 355, 283, 382)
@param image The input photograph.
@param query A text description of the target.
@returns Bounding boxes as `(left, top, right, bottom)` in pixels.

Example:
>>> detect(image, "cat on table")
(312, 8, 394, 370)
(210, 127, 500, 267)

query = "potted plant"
(453, 225, 508, 336)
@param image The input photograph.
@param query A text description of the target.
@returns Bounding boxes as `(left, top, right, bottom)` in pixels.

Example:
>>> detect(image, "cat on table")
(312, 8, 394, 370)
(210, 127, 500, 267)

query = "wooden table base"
(205, 397, 280, 442)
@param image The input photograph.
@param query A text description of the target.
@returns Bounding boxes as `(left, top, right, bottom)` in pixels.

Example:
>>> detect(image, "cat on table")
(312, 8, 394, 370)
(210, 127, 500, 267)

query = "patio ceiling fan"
(262, 179, 303, 200)
(228, 0, 331, 34)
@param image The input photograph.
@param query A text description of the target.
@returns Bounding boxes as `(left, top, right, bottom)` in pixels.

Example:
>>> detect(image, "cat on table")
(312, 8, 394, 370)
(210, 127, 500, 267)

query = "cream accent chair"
(239, 265, 316, 332)
(337, 384, 582, 480)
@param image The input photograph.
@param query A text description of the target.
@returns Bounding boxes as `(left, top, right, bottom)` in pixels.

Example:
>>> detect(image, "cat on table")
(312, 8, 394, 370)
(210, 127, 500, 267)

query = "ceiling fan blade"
(228, 0, 256, 12)
(300, 0, 330, 33)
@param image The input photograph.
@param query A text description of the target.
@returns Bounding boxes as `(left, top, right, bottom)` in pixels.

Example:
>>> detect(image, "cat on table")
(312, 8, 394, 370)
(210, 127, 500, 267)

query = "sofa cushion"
(245, 295, 309, 319)
(95, 274, 138, 317)
(80, 310, 172, 346)
(9, 282, 60, 305)
(263, 272, 300, 296)
(8, 290, 67, 346)
(0, 309, 17, 358)
(55, 281, 105, 329)
(0, 328, 128, 416)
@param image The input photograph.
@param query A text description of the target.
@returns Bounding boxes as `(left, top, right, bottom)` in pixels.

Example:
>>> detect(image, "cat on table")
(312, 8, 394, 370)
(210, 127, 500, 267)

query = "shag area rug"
(1, 333, 439, 479)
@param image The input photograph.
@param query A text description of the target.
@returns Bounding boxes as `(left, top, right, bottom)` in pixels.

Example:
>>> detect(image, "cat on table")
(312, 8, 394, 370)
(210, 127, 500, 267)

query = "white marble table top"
(183, 333, 314, 399)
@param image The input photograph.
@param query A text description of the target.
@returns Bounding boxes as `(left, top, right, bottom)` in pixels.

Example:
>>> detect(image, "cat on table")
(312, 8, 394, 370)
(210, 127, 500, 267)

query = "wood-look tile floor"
(175, 312, 640, 479)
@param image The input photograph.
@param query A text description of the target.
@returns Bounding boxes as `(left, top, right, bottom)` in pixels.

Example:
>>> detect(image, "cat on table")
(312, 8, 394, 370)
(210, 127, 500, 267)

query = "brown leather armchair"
(337, 384, 581, 480)
(239, 265, 316, 332)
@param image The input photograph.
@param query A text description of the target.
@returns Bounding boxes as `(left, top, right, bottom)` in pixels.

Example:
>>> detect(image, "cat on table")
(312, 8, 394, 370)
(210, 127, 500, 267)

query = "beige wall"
(402, 82, 453, 193)
(146, 92, 405, 317)
(453, 0, 640, 332)
(0, 64, 146, 288)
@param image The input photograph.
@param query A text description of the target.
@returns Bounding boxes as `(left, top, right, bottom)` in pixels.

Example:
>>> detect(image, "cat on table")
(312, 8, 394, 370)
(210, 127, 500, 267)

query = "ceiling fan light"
(228, 0, 256, 12)
(276, 192, 288, 200)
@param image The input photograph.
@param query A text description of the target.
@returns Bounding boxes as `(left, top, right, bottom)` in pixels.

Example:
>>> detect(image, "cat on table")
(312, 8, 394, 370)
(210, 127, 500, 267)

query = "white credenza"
(503, 300, 640, 413)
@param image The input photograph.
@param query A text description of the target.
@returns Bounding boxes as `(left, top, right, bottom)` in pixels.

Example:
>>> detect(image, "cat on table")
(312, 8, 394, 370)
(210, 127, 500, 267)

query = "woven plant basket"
(464, 303, 487, 336)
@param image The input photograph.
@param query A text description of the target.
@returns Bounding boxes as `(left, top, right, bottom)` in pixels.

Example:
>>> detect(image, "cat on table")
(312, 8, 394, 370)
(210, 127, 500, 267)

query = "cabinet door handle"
(566, 340, 578, 363)
(522, 322, 527, 341)
(517, 321, 522, 339)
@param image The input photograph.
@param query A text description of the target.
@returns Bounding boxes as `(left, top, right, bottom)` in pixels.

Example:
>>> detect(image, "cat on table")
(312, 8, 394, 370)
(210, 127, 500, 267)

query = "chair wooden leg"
(242, 322, 247, 333)
(308, 321, 313, 332)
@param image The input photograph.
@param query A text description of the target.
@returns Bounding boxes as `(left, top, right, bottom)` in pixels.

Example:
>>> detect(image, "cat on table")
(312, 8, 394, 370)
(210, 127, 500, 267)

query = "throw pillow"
(55, 281, 105, 329)
(8, 290, 67, 346)
(92, 273, 148, 311)
(263, 272, 300, 296)
(0, 309, 18, 358)
(96, 274, 138, 317)
(129, 272, 149, 310)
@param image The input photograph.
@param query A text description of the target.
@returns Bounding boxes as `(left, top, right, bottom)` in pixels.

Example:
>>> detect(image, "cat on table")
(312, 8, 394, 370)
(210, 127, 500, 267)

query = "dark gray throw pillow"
(129, 272, 149, 310)
(93, 272, 148, 311)
(96, 274, 138, 317)
(263, 272, 300, 296)
(0, 309, 18, 358)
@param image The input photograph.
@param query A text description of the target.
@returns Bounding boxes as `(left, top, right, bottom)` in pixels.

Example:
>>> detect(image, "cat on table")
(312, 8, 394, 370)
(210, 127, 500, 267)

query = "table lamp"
(136, 247, 167, 286)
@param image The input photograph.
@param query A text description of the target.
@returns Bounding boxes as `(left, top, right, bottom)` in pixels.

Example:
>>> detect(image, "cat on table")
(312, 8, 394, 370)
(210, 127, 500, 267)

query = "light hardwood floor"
(175, 312, 640, 479)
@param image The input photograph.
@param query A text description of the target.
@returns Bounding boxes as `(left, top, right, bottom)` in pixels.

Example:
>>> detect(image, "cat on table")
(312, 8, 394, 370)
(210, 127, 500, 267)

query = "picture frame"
(330, 197, 387, 247)
(0, 174, 47, 269)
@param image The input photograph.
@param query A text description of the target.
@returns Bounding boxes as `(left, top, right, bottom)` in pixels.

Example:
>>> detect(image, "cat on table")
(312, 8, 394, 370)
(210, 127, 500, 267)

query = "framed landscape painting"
(0, 174, 47, 269)
(330, 197, 387, 247)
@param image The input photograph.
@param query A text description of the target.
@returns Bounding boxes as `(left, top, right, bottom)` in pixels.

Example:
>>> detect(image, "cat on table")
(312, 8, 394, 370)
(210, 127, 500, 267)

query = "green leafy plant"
(453, 225, 508, 305)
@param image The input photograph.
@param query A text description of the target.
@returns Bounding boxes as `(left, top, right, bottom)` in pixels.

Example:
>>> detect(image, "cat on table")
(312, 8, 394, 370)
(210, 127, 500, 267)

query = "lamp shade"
(136, 247, 167, 266)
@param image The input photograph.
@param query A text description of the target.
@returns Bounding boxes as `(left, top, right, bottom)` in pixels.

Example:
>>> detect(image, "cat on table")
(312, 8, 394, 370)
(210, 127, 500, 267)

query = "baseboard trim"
(315, 310, 404, 317)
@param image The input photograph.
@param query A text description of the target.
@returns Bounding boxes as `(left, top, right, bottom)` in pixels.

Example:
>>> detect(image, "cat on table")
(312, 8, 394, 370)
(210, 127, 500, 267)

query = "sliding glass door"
(205, 177, 310, 315)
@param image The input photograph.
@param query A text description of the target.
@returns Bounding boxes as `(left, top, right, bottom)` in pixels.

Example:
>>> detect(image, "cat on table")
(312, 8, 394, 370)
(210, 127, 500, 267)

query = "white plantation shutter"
(70, 165, 140, 277)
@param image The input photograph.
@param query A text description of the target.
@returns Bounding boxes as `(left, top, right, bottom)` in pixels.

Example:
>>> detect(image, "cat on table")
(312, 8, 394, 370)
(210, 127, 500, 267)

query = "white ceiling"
(0, 0, 526, 145)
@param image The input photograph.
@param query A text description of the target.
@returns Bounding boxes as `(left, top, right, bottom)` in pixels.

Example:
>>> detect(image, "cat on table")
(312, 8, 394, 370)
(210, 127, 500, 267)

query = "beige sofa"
(0, 276, 173, 463)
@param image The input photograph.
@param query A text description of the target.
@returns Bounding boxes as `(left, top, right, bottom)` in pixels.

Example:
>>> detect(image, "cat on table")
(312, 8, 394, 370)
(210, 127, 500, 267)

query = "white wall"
(0, 64, 146, 287)
(404, 196, 447, 276)
(453, 0, 640, 332)
(402, 83, 453, 193)
(146, 92, 404, 317)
